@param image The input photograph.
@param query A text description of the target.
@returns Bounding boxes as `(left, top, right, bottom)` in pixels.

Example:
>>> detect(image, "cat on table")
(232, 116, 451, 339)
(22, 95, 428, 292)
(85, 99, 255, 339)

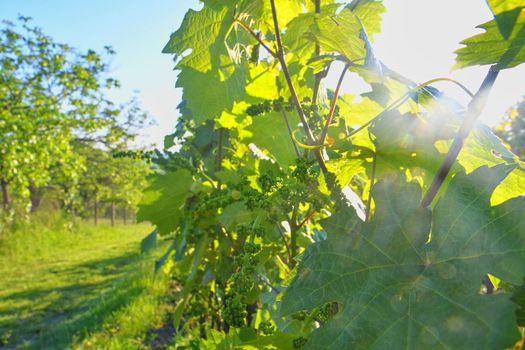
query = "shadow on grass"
(0, 250, 152, 350)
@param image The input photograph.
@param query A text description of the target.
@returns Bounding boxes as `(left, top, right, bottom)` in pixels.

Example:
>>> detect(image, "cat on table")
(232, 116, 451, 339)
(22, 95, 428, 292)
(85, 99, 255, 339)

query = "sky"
(1, 0, 524, 147)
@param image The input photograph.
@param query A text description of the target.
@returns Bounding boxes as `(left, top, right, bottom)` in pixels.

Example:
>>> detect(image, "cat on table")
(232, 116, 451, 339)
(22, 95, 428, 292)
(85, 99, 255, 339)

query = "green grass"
(0, 220, 169, 350)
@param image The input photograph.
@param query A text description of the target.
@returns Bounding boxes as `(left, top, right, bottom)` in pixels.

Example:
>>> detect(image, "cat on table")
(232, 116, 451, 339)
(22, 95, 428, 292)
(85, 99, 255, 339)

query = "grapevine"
(138, 0, 525, 348)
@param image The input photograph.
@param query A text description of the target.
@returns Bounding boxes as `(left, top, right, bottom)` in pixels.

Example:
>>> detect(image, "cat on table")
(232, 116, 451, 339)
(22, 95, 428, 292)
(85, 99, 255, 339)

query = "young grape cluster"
(246, 97, 294, 116)
(291, 310, 309, 321)
(275, 158, 326, 211)
(293, 336, 308, 349)
(222, 242, 262, 328)
(236, 224, 265, 238)
(243, 187, 272, 210)
(292, 158, 313, 184)
(223, 296, 247, 328)
(112, 149, 154, 161)
(169, 156, 194, 171)
(258, 321, 275, 335)
(193, 190, 235, 215)
(226, 178, 273, 210)
(258, 173, 283, 193)
(317, 301, 339, 322)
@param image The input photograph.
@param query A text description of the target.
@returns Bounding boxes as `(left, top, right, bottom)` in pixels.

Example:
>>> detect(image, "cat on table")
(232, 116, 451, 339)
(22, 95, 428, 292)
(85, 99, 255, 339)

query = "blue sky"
(1, 1, 524, 147)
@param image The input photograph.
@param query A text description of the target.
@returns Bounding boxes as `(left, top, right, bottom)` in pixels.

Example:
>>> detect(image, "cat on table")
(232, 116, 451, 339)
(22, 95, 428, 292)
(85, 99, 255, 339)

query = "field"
(0, 221, 173, 350)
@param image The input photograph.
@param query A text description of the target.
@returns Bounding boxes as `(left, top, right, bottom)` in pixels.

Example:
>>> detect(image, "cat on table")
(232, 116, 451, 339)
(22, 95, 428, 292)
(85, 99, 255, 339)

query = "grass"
(0, 219, 170, 350)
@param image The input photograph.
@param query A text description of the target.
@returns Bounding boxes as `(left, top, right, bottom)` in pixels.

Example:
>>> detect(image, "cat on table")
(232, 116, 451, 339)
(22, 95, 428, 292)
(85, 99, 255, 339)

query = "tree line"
(0, 16, 152, 227)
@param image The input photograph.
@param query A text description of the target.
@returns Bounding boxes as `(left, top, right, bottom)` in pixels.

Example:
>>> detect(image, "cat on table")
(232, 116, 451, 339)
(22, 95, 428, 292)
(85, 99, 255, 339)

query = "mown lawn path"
(0, 222, 157, 350)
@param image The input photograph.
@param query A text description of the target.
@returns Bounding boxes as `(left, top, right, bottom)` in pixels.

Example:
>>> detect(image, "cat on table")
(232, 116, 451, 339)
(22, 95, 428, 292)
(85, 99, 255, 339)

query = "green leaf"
(163, 4, 232, 72)
(291, 1, 384, 65)
(493, 166, 525, 205)
(155, 240, 176, 272)
(436, 124, 525, 205)
(245, 63, 279, 101)
(306, 7, 366, 63)
(140, 229, 157, 253)
(216, 101, 252, 130)
(246, 111, 299, 166)
(455, 10, 525, 69)
(283, 4, 339, 60)
(164, 133, 175, 149)
(348, 0, 386, 40)
(219, 202, 257, 230)
(237, 0, 303, 35)
(137, 169, 193, 235)
(282, 165, 525, 349)
(486, 0, 525, 38)
(164, 2, 248, 123)
(326, 157, 364, 187)
(511, 279, 525, 327)
(176, 63, 247, 124)
(239, 331, 296, 349)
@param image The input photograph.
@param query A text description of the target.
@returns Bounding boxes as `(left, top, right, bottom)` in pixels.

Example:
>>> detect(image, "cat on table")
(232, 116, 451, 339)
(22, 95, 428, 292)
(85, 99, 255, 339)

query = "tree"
(495, 97, 525, 158)
(0, 17, 153, 222)
(77, 146, 151, 225)
(0, 16, 119, 215)
(73, 96, 152, 224)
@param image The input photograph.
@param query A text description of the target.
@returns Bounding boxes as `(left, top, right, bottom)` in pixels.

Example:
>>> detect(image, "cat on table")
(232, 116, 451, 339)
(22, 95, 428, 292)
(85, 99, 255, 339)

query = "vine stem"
(289, 205, 299, 263)
(318, 64, 349, 146)
(297, 210, 316, 229)
(421, 66, 500, 207)
(233, 19, 277, 58)
(269, 0, 328, 174)
(346, 77, 476, 142)
(312, 0, 322, 104)
(276, 223, 293, 262)
(232, 18, 301, 158)
(216, 128, 224, 187)
(365, 151, 377, 222)
(281, 109, 301, 157)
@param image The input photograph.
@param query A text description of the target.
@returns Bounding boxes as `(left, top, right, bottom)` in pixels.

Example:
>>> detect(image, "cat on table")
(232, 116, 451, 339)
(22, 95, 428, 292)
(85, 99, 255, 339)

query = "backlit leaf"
(137, 169, 193, 235)
(486, 0, 525, 38)
(282, 165, 525, 349)
(455, 11, 525, 69)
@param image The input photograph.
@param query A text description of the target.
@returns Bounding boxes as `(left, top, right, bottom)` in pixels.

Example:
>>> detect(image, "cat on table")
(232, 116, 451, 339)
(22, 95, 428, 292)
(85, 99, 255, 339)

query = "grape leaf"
(348, 0, 386, 40)
(312, 1, 384, 63)
(246, 111, 300, 166)
(219, 202, 257, 230)
(199, 328, 295, 350)
(177, 65, 247, 124)
(486, 0, 525, 39)
(162, 3, 232, 72)
(283, 3, 340, 59)
(140, 229, 157, 253)
(436, 124, 525, 205)
(326, 157, 364, 187)
(237, 0, 303, 35)
(282, 165, 525, 349)
(511, 280, 525, 327)
(245, 62, 279, 101)
(455, 10, 525, 69)
(163, 2, 247, 123)
(137, 169, 193, 235)
(306, 7, 366, 63)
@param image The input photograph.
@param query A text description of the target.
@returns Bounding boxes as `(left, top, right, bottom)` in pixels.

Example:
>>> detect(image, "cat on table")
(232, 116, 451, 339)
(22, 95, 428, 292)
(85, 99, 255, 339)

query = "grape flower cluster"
(222, 242, 261, 328)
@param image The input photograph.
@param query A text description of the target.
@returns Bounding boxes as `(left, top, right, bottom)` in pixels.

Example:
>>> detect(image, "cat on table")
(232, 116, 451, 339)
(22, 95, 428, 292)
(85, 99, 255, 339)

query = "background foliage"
(0, 17, 153, 228)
